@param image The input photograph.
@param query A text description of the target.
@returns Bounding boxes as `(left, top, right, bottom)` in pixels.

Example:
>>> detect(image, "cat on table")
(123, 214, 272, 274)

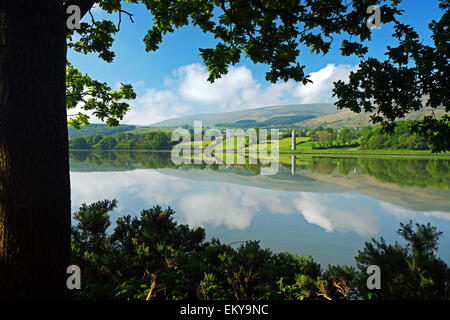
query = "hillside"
(68, 104, 447, 136)
(151, 103, 337, 128)
(296, 106, 447, 129)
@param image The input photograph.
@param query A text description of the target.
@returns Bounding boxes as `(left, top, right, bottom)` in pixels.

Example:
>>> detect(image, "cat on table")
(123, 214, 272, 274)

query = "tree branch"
(117, 8, 134, 31)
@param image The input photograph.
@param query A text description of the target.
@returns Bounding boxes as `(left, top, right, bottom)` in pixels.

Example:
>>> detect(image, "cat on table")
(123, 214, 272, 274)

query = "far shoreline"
(69, 148, 450, 159)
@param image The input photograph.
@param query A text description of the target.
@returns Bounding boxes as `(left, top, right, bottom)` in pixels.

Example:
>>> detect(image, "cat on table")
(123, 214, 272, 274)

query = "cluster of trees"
(68, 124, 136, 139)
(70, 131, 172, 150)
(72, 200, 450, 300)
(308, 127, 358, 148)
(360, 121, 429, 150)
(293, 121, 431, 150)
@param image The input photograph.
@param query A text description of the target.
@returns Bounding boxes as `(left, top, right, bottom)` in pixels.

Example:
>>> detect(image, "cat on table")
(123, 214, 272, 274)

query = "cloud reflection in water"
(71, 169, 385, 236)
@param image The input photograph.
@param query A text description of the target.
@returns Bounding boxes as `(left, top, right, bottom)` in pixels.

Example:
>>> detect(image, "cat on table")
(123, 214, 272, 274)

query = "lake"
(69, 151, 450, 267)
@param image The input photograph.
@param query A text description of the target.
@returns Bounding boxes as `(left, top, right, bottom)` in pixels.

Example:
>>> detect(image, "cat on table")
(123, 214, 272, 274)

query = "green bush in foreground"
(71, 200, 450, 300)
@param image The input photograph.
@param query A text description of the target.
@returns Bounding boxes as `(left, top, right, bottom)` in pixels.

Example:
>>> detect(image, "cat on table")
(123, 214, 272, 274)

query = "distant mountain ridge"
(69, 103, 446, 137)
(151, 103, 338, 128)
(152, 103, 447, 129)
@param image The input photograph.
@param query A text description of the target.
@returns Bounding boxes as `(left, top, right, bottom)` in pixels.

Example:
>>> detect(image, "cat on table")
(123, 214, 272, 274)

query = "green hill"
(69, 103, 447, 134)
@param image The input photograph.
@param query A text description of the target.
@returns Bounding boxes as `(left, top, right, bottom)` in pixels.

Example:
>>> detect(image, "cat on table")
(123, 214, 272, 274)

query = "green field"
(194, 136, 449, 158)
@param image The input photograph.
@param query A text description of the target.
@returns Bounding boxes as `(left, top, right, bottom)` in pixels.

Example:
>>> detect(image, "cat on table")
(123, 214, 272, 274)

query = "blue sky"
(68, 0, 443, 125)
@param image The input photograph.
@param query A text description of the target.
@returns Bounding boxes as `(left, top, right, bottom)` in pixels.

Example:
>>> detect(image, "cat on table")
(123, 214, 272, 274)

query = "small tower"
(291, 129, 296, 151)
(291, 155, 296, 176)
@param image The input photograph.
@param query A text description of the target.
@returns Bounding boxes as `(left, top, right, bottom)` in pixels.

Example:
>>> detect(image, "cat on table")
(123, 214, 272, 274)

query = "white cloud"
(176, 64, 254, 104)
(124, 88, 192, 125)
(121, 63, 356, 125)
(293, 64, 357, 103)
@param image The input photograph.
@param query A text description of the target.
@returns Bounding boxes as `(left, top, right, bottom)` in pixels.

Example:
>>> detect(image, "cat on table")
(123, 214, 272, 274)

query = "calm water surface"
(69, 151, 450, 266)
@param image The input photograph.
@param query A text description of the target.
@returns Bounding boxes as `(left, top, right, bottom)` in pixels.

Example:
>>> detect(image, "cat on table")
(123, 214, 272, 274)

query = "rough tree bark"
(0, 1, 71, 298)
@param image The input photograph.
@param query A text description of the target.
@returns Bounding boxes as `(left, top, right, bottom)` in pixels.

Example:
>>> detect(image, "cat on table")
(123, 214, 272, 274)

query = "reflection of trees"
(70, 151, 270, 176)
(309, 157, 335, 174)
(357, 158, 449, 189)
(70, 152, 449, 189)
(307, 157, 450, 189)
(337, 158, 357, 176)
(100, 152, 117, 161)
(70, 151, 175, 170)
(242, 163, 261, 176)
(69, 151, 90, 162)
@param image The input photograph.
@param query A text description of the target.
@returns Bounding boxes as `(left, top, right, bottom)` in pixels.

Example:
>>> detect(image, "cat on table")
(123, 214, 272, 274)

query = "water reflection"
(71, 169, 379, 235)
(304, 156, 449, 189)
(70, 151, 450, 190)
(69, 151, 450, 265)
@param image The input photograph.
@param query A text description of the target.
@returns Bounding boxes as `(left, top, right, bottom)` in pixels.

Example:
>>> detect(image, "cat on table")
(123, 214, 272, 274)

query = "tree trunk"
(0, 1, 70, 298)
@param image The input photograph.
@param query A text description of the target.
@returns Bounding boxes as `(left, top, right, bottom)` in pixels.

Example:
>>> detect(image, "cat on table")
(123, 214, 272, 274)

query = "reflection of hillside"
(303, 168, 450, 213)
(69, 151, 450, 213)
(285, 157, 450, 212)
(162, 160, 450, 214)
(158, 165, 344, 193)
